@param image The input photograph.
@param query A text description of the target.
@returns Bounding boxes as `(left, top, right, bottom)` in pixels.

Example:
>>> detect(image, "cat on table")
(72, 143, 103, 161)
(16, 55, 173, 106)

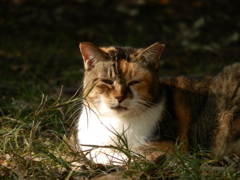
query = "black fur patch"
(107, 47, 137, 84)
(108, 47, 137, 62)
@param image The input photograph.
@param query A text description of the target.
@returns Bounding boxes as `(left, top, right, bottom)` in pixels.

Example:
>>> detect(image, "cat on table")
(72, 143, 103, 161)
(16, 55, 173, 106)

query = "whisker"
(133, 99, 171, 117)
(131, 103, 156, 119)
(135, 99, 159, 107)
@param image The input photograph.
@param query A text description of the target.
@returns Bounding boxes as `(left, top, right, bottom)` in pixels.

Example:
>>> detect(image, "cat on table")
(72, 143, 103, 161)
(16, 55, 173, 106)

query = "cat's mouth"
(111, 105, 128, 112)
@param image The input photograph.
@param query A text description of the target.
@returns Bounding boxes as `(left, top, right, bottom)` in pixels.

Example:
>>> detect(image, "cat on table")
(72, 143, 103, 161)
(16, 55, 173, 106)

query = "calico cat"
(77, 42, 240, 164)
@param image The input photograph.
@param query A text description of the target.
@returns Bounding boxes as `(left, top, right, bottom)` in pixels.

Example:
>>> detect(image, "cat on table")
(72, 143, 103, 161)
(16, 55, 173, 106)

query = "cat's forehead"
(95, 58, 149, 84)
(97, 47, 141, 79)
(100, 46, 142, 62)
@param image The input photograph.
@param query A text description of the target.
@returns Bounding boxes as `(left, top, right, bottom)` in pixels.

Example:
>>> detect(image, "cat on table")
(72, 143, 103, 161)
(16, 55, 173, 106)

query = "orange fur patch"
(173, 90, 190, 153)
(100, 47, 117, 53)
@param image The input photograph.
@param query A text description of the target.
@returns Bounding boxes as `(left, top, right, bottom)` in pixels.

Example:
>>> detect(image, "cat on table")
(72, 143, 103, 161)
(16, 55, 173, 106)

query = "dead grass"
(1, 87, 240, 180)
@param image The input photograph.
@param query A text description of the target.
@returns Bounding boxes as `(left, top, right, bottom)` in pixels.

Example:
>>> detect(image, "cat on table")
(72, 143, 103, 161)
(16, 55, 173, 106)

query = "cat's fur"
(77, 42, 240, 164)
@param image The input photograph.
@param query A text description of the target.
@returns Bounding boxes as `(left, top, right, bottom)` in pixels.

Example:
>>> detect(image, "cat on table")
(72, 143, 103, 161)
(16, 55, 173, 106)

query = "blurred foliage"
(0, 0, 239, 99)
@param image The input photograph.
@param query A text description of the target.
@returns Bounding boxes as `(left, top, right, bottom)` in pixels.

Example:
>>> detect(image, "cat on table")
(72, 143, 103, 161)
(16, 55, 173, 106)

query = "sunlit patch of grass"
(0, 86, 83, 179)
(1, 87, 240, 179)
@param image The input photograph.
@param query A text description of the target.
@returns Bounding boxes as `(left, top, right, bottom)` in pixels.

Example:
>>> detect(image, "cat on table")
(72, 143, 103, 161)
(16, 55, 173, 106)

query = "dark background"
(1, 0, 240, 104)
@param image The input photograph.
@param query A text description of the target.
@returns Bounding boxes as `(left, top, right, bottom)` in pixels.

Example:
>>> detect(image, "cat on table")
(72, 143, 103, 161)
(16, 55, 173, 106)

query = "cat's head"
(79, 42, 165, 117)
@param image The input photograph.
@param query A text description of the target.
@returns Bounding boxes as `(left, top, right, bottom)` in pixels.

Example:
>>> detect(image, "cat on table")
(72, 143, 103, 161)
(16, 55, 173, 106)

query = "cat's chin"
(109, 105, 132, 117)
(111, 105, 128, 112)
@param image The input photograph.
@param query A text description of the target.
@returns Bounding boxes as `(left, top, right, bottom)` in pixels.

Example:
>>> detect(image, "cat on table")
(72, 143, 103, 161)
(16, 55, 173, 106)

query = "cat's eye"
(128, 80, 141, 86)
(102, 79, 114, 85)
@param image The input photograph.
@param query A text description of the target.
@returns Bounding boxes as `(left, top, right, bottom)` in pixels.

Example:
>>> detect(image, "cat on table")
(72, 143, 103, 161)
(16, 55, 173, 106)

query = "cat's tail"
(210, 63, 240, 157)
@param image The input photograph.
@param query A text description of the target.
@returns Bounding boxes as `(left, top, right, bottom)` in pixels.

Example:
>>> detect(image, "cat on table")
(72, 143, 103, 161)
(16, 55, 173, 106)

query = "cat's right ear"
(79, 42, 106, 70)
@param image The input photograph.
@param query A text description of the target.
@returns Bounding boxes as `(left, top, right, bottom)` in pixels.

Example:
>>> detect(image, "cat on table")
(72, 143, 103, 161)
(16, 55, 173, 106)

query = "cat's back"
(158, 63, 240, 149)
(158, 63, 240, 121)
(159, 75, 212, 94)
(159, 63, 240, 97)
(158, 75, 213, 116)
(210, 63, 240, 95)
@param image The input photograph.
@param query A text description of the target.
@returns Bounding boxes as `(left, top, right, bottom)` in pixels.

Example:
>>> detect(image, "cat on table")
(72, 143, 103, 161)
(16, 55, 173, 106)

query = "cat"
(77, 42, 240, 165)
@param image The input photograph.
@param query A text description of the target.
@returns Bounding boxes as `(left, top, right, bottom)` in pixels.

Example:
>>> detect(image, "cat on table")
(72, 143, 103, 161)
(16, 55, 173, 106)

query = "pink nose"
(115, 96, 124, 103)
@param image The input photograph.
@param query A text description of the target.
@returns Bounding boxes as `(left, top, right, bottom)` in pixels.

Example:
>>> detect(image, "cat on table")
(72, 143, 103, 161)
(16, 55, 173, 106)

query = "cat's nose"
(115, 96, 124, 103)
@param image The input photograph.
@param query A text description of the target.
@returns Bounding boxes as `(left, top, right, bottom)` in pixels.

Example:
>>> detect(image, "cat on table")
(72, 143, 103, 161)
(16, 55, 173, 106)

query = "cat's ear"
(137, 42, 165, 69)
(79, 42, 106, 70)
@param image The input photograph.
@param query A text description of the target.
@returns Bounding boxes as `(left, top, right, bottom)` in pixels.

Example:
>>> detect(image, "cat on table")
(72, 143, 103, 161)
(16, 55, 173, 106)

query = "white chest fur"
(77, 100, 164, 163)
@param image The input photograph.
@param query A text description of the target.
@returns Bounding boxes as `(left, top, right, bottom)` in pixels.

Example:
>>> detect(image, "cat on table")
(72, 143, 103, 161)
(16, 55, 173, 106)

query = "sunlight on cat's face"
(85, 60, 154, 117)
(80, 42, 165, 117)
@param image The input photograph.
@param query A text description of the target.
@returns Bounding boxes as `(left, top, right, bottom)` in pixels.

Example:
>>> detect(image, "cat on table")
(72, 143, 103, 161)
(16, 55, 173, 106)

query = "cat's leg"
(220, 116, 240, 169)
(210, 63, 240, 158)
(138, 141, 175, 161)
(172, 89, 191, 153)
(212, 113, 239, 157)
(228, 117, 240, 156)
(221, 124, 240, 171)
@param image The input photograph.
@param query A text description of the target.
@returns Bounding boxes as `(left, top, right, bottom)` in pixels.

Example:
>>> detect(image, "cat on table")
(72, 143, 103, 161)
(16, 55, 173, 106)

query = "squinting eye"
(128, 80, 141, 86)
(102, 79, 114, 85)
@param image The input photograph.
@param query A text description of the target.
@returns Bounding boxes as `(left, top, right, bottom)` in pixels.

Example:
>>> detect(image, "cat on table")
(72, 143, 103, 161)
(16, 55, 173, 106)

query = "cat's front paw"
(139, 141, 175, 161)
(145, 149, 167, 161)
(89, 151, 128, 165)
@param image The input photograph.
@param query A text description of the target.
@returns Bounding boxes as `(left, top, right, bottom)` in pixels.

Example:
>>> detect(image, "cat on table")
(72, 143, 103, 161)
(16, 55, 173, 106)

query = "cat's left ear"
(137, 42, 165, 69)
(79, 42, 106, 70)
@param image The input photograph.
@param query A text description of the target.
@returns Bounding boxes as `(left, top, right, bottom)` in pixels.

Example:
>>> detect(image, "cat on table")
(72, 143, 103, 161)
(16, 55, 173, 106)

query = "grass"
(1, 0, 239, 178)
(1, 85, 240, 180)
(0, 86, 77, 179)
(0, 32, 237, 179)
(0, 35, 238, 180)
